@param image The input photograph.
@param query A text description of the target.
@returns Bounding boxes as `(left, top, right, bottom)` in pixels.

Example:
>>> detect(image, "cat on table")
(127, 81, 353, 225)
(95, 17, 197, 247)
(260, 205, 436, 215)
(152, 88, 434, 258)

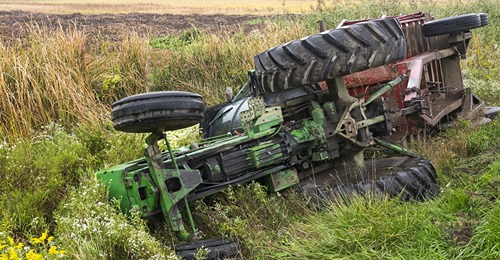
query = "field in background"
(0, 0, 476, 14)
(0, 0, 498, 259)
(3, 0, 319, 14)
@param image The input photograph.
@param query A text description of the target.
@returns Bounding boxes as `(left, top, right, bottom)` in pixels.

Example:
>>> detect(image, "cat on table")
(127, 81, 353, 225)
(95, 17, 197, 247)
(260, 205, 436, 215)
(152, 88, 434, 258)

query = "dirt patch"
(0, 11, 269, 41)
(452, 223, 472, 246)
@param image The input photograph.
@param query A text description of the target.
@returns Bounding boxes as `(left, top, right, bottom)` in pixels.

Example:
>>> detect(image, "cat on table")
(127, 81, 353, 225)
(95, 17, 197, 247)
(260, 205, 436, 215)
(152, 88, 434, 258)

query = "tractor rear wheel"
(111, 91, 205, 133)
(301, 156, 439, 205)
(334, 156, 439, 201)
(254, 18, 407, 93)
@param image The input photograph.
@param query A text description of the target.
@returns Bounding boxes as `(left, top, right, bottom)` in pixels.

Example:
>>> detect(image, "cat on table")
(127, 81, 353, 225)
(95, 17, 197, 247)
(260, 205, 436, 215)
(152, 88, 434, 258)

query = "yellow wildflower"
(39, 231, 48, 242)
(8, 248, 19, 260)
(26, 250, 43, 260)
(7, 237, 13, 246)
(48, 246, 58, 255)
(0, 254, 7, 260)
(47, 236, 54, 242)
(0, 244, 6, 250)
(14, 243, 22, 250)
(48, 246, 66, 255)
(31, 230, 48, 245)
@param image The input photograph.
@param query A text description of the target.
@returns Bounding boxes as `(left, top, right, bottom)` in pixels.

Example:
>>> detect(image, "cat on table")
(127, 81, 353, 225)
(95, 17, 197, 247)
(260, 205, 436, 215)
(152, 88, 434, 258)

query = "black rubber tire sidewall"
(422, 13, 482, 37)
(111, 91, 205, 133)
(175, 238, 239, 260)
(334, 157, 440, 201)
(253, 18, 407, 93)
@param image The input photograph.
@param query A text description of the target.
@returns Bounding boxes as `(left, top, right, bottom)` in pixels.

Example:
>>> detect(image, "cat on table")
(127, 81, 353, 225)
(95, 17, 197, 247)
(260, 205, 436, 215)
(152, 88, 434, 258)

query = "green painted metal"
(374, 138, 418, 157)
(184, 197, 196, 234)
(241, 96, 284, 137)
(247, 142, 285, 168)
(96, 104, 286, 241)
(289, 101, 330, 161)
(363, 75, 406, 106)
(356, 115, 386, 128)
(144, 133, 187, 237)
(264, 168, 300, 192)
(253, 107, 284, 133)
(241, 96, 266, 136)
(95, 74, 413, 243)
(96, 164, 160, 218)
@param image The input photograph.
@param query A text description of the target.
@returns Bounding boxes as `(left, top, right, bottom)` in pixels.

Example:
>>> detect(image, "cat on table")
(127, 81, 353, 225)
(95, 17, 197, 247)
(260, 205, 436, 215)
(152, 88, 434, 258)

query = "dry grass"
(0, 27, 101, 139)
(0, 25, 152, 141)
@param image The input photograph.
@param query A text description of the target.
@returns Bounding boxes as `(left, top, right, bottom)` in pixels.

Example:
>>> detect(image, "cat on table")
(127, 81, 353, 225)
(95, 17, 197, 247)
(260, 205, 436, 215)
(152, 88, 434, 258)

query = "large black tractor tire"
(111, 91, 205, 133)
(254, 18, 407, 93)
(175, 238, 239, 260)
(335, 157, 439, 201)
(422, 13, 484, 37)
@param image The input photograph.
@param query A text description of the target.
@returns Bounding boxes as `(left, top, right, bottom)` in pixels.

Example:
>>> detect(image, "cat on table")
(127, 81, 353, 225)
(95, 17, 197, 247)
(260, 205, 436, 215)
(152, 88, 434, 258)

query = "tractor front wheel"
(422, 13, 486, 37)
(111, 91, 205, 133)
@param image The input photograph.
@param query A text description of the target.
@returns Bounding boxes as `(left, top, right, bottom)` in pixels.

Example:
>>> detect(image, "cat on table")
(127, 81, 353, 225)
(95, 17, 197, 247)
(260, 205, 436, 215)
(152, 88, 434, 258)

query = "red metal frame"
(341, 12, 483, 141)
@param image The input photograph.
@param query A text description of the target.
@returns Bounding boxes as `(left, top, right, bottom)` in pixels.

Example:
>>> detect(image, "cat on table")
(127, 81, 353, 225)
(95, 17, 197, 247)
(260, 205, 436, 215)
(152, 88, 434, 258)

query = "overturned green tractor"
(96, 12, 494, 259)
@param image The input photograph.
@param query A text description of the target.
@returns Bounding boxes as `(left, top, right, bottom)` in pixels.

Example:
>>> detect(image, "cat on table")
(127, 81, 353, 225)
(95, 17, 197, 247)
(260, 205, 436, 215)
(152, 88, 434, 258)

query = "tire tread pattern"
(175, 238, 239, 260)
(422, 13, 483, 37)
(111, 91, 205, 133)
(334, 157, 439, 201)
(254, 18, 407, 93)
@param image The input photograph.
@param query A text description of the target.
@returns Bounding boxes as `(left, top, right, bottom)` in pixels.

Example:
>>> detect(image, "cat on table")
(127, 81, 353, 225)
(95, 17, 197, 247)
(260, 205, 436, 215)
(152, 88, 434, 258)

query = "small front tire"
(422, 13, 484, 37)
(111, 91, 205, 133)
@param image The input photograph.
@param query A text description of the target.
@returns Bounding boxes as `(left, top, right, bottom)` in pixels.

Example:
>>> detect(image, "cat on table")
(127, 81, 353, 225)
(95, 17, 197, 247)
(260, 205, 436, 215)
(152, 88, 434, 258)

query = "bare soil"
(0, 11, 268, 41)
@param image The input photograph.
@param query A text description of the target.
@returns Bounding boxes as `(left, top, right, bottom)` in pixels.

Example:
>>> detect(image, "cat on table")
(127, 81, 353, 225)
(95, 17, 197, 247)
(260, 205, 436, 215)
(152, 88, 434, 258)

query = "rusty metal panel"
(344, 65, 397, 88)
(397, 12, 430, 57)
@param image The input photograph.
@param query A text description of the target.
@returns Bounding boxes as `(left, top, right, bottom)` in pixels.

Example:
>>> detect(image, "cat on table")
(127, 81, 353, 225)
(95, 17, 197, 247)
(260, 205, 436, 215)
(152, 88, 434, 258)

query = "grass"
(247, 120, 500, 259)
(0, 0, 499, 259)
(0, 27, 151, 141)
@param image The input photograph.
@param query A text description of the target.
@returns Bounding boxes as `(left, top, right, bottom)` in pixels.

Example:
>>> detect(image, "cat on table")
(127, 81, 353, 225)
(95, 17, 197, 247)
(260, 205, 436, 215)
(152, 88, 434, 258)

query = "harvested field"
(0, 10, 269, 41)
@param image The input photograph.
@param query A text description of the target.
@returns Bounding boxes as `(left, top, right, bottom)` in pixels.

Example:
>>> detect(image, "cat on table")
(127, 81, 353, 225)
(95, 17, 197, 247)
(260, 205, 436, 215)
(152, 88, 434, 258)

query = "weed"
(192, 182, 310, 256)
(0, 231, 65, 259)
(54, 178, 176, 259)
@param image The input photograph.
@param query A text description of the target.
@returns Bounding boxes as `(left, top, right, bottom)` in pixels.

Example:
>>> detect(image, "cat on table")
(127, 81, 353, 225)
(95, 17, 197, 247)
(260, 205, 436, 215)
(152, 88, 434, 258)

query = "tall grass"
(0, 25, 151, 141)
(0, 26, 100, 139)
(149, 22, 312, 105)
